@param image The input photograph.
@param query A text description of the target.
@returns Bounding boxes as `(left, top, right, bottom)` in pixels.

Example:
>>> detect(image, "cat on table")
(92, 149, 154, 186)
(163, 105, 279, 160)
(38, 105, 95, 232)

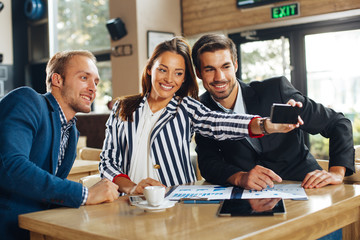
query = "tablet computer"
(217, 198, 286, 216)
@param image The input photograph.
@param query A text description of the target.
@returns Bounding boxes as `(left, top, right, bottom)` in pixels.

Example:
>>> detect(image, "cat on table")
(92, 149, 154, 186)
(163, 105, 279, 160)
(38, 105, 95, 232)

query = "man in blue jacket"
(0, 50, 119, 240)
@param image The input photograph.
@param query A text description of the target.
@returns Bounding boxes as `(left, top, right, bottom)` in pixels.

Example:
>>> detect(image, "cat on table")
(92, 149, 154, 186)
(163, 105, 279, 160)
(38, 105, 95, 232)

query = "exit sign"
(271, 3, 299, 19)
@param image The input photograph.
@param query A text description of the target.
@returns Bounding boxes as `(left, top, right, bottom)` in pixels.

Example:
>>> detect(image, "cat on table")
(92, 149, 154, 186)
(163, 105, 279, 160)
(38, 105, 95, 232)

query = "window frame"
(229, 15, 360, 96)
(229, 15, 360, 147)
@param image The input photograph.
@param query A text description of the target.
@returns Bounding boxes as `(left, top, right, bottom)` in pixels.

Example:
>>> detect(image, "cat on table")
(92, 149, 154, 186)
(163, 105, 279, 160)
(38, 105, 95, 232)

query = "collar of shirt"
(211, 81, 247, 114)
(54, 97, 77, 174)
(55, 100, 77, 129)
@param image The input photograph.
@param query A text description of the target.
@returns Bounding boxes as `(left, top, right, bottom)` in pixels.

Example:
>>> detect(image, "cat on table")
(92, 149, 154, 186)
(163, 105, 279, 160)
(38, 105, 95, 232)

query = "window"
(50, 0, 112, 113)
(240, 37, 291, 83)
(305, 29, 360, 158)
(231, 16, 360, 159)
(56, 0, 110, 52)
(95, 61, 113, 113)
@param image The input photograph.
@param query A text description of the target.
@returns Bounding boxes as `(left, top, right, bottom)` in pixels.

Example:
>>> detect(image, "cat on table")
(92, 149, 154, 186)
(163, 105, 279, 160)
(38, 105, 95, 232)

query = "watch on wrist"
(259, 118, 270, 135)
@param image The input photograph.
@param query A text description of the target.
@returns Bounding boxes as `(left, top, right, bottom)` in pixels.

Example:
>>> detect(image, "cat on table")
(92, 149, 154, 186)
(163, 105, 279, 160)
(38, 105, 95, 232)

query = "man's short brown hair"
(45, 50, 96, 92)
(191, 34, 237, 72)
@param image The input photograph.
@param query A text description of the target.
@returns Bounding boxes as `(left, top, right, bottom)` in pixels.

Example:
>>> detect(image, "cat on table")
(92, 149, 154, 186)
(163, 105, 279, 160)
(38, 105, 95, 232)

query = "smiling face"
(51, 55, 100, 120)
(147, 51, 185, 106)
(197, 49, 238, 107)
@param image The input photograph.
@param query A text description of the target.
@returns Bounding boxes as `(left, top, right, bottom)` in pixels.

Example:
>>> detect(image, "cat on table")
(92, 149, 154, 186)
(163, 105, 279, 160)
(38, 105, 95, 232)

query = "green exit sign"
(271, 3, 299, 19)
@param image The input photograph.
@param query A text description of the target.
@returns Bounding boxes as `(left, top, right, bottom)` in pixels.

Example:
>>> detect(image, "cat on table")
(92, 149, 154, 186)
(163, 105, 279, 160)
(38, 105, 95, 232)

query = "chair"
(78, 147, 102, 161)
(76, 136, 87, 159)
(79, 174, 101, 188)
(77, 147, 102, 186)
(355, 145, 360, 163)
(190, 137, 203, 181)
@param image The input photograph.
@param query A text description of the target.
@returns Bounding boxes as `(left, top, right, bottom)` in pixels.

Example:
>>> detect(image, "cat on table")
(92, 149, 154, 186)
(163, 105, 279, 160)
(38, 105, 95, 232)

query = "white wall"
(109, 0, 181, 99)
(136, 0, 182, 81)
(0, 0, 13, 65)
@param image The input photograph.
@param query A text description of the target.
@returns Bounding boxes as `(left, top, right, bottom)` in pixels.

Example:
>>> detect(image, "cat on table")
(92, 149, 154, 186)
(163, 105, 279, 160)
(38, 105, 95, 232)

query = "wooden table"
(19, 181, 360, 240)
(67, 160, 99, 182)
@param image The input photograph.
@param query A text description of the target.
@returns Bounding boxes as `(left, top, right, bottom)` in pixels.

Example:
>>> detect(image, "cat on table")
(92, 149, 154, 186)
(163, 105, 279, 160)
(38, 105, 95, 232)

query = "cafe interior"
(1, 0, 360, 239)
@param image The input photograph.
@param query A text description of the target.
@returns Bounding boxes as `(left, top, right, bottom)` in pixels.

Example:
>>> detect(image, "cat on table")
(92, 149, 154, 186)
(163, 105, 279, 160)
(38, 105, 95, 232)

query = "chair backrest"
(79, 174, 101, 188)
(79, 147, 102, 161)
(355, 145, 360, 163)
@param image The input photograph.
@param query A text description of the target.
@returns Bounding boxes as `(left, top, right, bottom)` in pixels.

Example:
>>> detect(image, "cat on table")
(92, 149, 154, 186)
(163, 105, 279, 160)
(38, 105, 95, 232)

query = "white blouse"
(128, 100, 164, 184)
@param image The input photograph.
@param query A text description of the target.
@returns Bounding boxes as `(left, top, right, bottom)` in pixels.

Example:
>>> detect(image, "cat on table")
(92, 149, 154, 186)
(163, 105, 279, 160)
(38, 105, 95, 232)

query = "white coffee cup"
(144, 186, 165, 207)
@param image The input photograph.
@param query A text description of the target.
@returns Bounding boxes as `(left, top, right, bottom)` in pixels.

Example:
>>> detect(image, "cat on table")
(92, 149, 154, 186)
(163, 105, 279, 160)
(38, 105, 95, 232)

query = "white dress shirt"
(128, 100, 164, 184)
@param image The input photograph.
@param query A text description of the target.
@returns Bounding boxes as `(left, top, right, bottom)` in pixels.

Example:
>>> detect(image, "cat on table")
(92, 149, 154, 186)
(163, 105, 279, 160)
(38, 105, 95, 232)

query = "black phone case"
(270, 104, 299, 124)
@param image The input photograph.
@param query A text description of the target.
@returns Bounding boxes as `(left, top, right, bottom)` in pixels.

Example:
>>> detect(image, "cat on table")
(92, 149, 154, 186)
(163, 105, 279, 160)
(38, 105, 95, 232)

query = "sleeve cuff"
(81, 186, 89, 206)
(113, 173, 131, 183)
(248, 117, 264, 138)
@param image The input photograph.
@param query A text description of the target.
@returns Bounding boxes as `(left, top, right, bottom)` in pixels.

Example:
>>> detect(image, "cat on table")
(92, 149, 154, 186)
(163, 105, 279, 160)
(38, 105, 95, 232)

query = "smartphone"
(217, 198, 286, 217)
(270, 103, 300, 124)
(129, 195, 145, 206)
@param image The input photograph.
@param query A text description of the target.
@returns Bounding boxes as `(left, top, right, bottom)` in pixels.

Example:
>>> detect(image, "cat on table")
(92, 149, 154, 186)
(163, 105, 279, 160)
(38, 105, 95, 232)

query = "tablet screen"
(217, 198, 286, 216)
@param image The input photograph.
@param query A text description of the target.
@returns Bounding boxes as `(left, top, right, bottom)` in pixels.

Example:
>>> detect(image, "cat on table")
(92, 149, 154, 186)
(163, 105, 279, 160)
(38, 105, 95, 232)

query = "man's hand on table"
(227, 165, 282, 190)
(86, 178, 119, 205)
(301, 166, 345, 189)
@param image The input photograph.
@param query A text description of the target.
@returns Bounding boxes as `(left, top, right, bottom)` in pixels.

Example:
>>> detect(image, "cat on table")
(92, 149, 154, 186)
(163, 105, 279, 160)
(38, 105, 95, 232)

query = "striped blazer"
(99, 95, 256, 187)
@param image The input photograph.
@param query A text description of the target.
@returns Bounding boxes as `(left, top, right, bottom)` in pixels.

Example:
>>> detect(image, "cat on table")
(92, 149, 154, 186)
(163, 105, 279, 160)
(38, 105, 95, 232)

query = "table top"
(69, 160, 99, 174)
(19, 181, 360, 240)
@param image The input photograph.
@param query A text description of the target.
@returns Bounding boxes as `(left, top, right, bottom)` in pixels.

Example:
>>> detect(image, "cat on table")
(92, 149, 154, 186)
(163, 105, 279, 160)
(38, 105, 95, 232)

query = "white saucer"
(133, 199, 176, 212)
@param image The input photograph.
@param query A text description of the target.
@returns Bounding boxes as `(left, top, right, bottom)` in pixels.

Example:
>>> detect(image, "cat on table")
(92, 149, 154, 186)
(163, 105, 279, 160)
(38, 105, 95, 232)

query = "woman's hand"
(129, 178, 165, 195)
(250, 99, 304, 135)
(265, 116, 303, 134)
(114, 176, 165, 195)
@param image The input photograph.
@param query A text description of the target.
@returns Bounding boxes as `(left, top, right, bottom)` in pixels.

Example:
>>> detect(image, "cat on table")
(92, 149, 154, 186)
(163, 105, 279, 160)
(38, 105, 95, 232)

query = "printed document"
(241, 184, 308, 200)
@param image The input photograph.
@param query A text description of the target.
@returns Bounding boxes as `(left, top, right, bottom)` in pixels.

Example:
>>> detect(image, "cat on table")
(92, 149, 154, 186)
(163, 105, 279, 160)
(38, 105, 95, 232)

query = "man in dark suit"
(192, 34, 355, 191)
(0, 50, 119, 240)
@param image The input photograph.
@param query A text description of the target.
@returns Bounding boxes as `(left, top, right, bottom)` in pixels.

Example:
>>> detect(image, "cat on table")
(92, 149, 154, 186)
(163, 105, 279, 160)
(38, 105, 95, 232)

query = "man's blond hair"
(45, 50, 96, 92)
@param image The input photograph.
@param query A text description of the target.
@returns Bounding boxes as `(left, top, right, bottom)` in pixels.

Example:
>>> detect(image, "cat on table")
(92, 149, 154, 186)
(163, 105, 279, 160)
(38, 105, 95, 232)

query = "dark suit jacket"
(195, 76, 355, 185)
(0, 87, 83, 240)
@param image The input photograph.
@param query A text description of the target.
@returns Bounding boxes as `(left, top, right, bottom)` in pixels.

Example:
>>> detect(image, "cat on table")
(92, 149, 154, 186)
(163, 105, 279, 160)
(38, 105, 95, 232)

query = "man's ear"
(234, 60, 238, 73)
(51, 73, 63, 88)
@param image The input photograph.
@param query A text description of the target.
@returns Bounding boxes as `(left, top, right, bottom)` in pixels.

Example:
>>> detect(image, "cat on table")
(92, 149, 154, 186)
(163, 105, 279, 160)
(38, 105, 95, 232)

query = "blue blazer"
(0, 87, 83, 240)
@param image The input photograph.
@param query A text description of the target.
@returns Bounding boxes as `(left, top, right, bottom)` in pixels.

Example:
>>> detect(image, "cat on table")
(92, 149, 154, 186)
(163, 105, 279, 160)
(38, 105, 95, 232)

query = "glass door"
(240, 36, 291, 83)
(231, 16, 360, 159)
(305, 29, 360, 159)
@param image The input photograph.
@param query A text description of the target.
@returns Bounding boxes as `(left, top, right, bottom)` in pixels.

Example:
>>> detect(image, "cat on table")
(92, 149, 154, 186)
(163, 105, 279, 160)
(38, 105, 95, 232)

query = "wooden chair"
(79, 174, 101, 188)
(76, 136, 87, 159)
(78, 147, 102, 161)
(355, 145, 360, 163)
(77, 147, 102, 186)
